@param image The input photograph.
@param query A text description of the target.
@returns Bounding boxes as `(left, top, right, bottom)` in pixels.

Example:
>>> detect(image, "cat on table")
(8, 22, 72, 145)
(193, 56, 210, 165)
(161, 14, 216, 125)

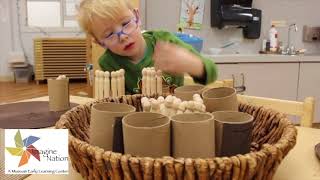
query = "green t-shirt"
(99, 30, 218, 94)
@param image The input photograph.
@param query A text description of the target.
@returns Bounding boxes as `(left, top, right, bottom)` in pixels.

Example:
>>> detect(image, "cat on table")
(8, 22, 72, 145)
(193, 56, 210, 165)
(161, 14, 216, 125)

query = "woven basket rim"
(55, 97, 297, 161)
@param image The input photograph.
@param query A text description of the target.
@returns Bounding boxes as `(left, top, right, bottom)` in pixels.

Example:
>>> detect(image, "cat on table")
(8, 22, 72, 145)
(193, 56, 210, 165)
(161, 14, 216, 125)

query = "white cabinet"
(297, 63, 320, 123)
(217, 63, 299, 101)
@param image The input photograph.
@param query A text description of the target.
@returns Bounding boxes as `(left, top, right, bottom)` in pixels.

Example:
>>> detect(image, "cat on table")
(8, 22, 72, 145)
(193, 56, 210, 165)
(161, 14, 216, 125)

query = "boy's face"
(91, 8, 144, 58)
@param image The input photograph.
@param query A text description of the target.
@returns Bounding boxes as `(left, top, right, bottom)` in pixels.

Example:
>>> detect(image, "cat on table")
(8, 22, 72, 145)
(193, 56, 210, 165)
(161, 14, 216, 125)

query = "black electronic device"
(211, 0, 262, 39)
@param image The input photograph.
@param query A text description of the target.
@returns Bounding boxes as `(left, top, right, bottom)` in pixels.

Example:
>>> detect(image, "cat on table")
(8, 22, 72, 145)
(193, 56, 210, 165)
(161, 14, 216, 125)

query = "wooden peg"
(142, 100, 151, 112)
(177, 101, 187, 114)
(142, 68, 147, 96)
(151, 69, 156, 96)
(151, 99, 160, 113)
(185, 101, 195, 113)
(98, 71, 104, 100)
(193, 94, 203, 104)
(146, 68, 152, 96)
(193, 101, 203, 113)
(160, 103, 166, 116)
(172, 98, 182, 115)
(119, 69, 125, 96)
(165, 95, 174, 116)
(141, 97, 149, 104)
(111, 71, 117, 98)
(156, 70, 162, 96)
(94, 70, 99, 99)
(103, 71, 110, 98)
(116, 70, 122, 97)
(157, 96, 165, 104)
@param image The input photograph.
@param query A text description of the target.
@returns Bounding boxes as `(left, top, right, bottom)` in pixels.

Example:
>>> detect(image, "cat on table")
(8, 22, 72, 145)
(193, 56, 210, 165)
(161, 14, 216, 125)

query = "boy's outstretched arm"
(153, 41, 204, 78)
(153, 41, 217, 84)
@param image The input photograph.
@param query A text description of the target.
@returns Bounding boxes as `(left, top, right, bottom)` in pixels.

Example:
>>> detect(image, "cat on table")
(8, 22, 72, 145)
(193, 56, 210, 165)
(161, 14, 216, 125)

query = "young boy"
(78, 0, 218, 94)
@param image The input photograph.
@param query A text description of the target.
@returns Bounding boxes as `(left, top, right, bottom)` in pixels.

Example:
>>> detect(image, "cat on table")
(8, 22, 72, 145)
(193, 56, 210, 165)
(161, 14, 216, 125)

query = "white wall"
(0, 0, 85, 79)
(146, 0, 320, 54)
(1, 0, 320, 78)
(0, 0, 147, 78)
(0, 0, 13, 77)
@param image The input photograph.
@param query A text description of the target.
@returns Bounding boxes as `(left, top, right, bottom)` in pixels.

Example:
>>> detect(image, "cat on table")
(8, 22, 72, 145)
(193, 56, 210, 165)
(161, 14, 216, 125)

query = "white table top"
(273, 126, 320, 180)
(3, 96, 320, 180)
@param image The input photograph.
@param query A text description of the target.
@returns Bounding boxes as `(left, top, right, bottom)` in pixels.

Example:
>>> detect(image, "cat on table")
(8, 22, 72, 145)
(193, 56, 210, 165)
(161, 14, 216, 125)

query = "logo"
(5, 130, 40, 167)
(5, 129, 68, 174)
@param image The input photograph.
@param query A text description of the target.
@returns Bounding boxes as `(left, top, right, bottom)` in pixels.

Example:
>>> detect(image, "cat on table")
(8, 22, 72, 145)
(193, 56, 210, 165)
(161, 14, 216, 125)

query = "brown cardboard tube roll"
(213, 111, 253, 157)
(48, 78, 70, 111)
(174, 85, 205, 101)
(122, 112, 170, 158)
(315, 143, 320, 160)
(202, 87, 238, 113)
(90, 102, 136, 151)
(171, 113, 215, 158)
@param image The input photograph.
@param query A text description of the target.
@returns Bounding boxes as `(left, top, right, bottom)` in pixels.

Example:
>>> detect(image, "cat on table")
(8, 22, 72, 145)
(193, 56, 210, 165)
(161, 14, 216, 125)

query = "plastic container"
(269, 25, 278, 50)
(208, 48, 222, 55)
(261, 39, 267, 51)
(13, 64, 33, 83)
(174, 32, 203, 52)
(8, 51, 26, 64)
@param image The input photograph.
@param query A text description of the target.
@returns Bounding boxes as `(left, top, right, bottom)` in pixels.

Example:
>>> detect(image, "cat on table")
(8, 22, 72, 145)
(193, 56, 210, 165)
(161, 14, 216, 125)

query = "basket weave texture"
(55, 94, 297, 180)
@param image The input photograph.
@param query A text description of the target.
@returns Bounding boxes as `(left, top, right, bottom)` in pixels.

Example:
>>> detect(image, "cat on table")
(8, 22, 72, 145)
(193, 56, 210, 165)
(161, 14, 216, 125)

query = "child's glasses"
(100, 16, 139, 47)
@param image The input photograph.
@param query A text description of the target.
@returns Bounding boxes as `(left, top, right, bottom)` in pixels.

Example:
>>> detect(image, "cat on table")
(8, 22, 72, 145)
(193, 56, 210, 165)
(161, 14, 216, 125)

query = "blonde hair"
(77, 0, 133, 35)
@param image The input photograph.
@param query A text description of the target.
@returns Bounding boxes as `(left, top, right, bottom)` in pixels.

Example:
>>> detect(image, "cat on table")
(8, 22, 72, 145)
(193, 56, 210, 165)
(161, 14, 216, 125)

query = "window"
(27, 1, 61, 27)
(23, 0, 80, 31)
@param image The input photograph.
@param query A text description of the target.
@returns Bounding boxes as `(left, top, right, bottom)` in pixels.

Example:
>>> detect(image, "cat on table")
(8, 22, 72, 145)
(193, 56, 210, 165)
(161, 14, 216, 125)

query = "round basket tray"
(55, 94, 297, 180)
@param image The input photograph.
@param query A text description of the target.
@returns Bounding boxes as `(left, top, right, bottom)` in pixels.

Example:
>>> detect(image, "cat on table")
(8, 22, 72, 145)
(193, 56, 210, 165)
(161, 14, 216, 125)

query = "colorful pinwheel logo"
(5, 130, 41, 167)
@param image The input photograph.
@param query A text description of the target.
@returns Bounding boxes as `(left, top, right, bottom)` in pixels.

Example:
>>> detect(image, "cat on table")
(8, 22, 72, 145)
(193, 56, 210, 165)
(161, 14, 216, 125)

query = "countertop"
(205, 54, 320, 63)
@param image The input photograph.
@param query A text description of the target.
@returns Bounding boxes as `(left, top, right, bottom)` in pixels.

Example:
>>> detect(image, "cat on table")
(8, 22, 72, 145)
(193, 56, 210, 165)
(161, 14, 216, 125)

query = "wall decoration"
(179, 0, 205, 30)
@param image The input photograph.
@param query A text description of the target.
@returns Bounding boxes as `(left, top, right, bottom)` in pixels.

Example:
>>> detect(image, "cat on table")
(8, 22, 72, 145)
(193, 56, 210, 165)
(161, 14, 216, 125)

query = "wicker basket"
(55, 94, 297, 180)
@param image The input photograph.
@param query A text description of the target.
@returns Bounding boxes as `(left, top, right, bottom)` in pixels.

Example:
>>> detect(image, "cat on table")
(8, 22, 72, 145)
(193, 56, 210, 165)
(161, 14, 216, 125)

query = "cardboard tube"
(174, 85, 205, 101)
(212, 111, 253, 156)
(122, 112, 170, 158)
(171, 113, 215, 158)
(48, 78, 70, 111)
(202, 87, 238, 113)
(90, 102, 136, 150)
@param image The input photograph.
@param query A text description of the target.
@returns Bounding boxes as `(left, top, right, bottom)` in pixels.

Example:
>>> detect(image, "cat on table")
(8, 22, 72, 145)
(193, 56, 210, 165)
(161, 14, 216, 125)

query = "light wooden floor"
(0, 81, 91, 104)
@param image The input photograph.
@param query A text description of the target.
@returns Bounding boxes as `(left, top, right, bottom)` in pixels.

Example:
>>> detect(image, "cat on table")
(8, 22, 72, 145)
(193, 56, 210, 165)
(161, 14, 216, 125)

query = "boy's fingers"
(153, 62, 159, 71)
(155, 41, 169, 51)
(154, 41, 161, 51)
(153, 42, 162, 59)
(153, 58, 162, 72)
(152, 51, 158, 63)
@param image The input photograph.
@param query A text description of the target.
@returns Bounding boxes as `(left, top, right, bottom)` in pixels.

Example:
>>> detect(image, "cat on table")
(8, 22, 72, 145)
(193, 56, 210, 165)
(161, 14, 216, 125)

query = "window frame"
(20, 0, 81, 33)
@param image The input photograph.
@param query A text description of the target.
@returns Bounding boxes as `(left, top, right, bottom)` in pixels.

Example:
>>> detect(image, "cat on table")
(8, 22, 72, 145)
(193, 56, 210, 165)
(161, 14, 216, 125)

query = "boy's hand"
(153, 41, 205, 78)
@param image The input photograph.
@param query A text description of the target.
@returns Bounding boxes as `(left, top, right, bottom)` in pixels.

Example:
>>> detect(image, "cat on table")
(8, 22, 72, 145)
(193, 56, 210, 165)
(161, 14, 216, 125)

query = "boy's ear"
(91, 37, 99, 44)
(133, 8, 140, 16)
(133, 8, 141, 25)
(91, 36, 105, 47)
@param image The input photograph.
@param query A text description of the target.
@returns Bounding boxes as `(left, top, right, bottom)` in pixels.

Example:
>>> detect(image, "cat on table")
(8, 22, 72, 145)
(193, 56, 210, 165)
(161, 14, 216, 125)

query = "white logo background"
(5, 129, 68, 174)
